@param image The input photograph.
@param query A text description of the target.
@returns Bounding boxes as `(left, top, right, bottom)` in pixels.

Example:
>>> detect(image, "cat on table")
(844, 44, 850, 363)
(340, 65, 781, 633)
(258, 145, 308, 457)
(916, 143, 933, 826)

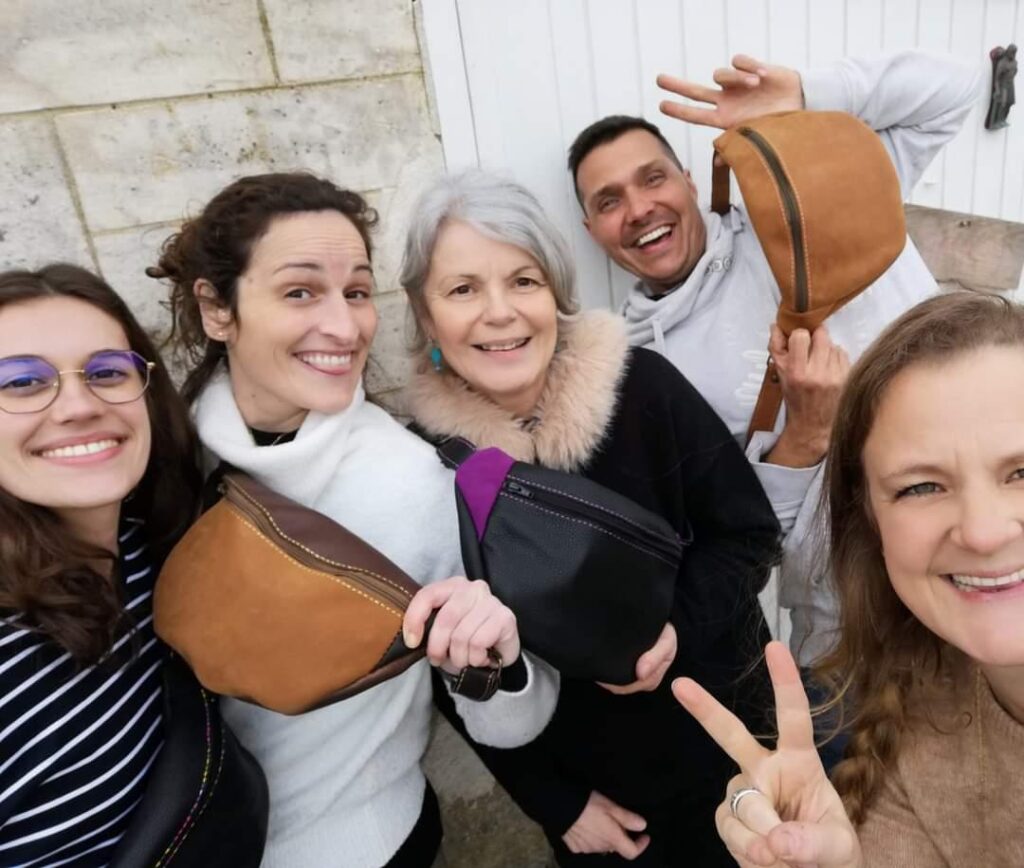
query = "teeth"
(480, 339, 527, 351)
(299, 353, 351, 367)
(949, 568, 1024, 591)
(636, 226, 671, 247)
(40, 439, 120, 459)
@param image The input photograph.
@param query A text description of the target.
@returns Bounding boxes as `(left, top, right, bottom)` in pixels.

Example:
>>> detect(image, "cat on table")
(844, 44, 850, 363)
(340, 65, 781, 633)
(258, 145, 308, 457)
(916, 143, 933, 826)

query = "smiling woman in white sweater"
(151, 172, 558, 868)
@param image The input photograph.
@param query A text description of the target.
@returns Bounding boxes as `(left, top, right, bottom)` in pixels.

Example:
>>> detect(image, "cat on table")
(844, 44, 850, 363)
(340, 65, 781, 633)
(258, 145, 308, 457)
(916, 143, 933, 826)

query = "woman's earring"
(429, 343, 443, 373)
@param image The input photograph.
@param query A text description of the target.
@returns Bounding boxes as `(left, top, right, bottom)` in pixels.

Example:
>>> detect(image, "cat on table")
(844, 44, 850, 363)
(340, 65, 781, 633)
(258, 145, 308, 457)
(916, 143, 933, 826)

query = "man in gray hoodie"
(569, 51, 982, 671)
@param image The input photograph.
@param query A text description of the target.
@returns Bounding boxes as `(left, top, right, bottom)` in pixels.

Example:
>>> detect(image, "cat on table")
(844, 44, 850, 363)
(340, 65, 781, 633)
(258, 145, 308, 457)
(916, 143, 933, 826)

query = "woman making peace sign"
(675, 291, 1024, 868)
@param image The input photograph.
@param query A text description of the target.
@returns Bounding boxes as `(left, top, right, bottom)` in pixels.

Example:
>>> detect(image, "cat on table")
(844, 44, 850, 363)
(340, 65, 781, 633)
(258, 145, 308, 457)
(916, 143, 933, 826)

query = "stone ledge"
(906, 204, 1024, 291)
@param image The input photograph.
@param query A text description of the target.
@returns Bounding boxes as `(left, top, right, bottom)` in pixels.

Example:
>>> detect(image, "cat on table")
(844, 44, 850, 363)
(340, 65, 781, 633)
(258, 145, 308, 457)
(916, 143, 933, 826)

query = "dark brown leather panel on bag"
(710, 110, 906, 441)
(155, 472, 425, 715)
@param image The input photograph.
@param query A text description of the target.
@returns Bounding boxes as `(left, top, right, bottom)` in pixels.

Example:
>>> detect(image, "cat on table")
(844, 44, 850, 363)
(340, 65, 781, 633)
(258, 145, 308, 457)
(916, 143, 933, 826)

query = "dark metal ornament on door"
(985, 43, 1017, 130)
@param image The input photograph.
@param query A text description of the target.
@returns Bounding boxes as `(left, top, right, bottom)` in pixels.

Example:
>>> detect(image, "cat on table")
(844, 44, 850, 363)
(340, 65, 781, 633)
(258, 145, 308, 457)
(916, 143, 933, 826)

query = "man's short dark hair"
(567, 115, 683, 205)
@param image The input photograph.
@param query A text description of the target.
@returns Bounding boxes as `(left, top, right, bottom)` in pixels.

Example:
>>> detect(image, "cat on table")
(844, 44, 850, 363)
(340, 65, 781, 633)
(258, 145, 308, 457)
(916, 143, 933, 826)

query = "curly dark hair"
(148, 172, 378, 405)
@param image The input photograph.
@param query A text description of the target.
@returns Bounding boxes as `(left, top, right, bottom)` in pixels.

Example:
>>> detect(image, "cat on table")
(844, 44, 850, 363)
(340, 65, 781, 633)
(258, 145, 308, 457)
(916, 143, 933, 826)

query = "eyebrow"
(880, 463, 948, 483)
(271, 262, 373, 276)
(881, 452, 1024, 483)
(587, 160, 667, 209)
(437, 265, 542, 284)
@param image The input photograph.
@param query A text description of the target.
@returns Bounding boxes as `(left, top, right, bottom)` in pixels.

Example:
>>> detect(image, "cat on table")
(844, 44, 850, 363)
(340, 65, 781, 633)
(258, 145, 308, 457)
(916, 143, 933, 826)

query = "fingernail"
(404, 629, 419, 648)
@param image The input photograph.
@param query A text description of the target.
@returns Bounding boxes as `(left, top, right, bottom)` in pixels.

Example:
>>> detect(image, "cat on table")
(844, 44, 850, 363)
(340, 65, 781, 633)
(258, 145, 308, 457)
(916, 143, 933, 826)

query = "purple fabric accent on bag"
(455, 448, 515, 540)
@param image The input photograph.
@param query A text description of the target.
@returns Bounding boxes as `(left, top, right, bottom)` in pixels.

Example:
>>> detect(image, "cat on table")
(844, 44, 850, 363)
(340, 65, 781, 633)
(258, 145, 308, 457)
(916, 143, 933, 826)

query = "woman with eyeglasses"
(0, 264, 266, 867)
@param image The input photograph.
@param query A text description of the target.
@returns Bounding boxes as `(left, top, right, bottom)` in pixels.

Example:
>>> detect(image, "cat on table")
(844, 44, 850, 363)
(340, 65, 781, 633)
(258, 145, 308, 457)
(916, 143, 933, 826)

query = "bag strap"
(744, 358, 784, 446)
(711, 157, 731, 215)
(712, 151, 784, 444)
(436, 436, 476, 469)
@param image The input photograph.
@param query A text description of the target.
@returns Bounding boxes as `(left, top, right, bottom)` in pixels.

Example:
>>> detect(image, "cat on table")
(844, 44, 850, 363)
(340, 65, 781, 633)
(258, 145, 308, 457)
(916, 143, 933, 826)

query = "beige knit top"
(858, 671, 1024, 867)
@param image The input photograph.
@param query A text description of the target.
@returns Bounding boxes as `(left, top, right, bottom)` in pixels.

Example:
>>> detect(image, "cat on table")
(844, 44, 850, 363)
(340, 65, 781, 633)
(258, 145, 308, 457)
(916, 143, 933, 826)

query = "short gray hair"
(400, 170, 579, 353)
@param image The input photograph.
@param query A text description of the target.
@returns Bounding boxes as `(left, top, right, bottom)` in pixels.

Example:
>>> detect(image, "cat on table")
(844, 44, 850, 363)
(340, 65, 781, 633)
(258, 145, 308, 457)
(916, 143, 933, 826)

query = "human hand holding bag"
(154, 469, 502, 714)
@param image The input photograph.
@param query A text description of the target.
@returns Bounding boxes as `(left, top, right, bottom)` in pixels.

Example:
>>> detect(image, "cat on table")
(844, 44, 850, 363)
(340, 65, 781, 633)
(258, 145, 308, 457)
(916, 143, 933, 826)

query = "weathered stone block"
(0, 117, 92, 272)
(56, 75, 440, 233)
(264, 0, 420, 83)
(0, 0, 273, 114)
(366, 289, 415, 396)
(93, 223, 179, 341)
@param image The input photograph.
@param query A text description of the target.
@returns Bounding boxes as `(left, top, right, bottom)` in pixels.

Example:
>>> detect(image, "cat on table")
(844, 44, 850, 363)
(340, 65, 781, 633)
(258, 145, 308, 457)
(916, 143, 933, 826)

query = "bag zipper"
(502, 479, 685, 563)
(738, 127, 809, 312)
(220, 476, 412, 611)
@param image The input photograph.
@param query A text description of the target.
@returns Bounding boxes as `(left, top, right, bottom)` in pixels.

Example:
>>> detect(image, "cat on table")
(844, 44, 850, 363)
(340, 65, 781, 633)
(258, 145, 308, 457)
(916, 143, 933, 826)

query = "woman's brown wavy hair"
(0, 264, 201, 663)
(815, 290, 1024, 824)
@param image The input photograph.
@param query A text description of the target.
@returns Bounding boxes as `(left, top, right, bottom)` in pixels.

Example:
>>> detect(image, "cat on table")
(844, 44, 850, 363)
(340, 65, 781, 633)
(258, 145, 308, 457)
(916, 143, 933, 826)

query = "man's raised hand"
(658, 55, 803, 130)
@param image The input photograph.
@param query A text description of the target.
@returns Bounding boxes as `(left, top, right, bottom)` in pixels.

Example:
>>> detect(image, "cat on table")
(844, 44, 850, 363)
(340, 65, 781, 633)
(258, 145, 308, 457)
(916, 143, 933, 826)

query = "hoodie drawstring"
(652, 318, 667, 356)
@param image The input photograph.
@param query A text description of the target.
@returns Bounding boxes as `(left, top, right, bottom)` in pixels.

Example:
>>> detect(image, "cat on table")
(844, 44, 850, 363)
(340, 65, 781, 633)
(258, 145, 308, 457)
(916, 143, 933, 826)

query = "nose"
(481, 285, 516, 326)
(624, 188, 655, 224)
(318, 292, 362, 343)
(48, 374, 105, 423)
(950, 487, 1024, 556)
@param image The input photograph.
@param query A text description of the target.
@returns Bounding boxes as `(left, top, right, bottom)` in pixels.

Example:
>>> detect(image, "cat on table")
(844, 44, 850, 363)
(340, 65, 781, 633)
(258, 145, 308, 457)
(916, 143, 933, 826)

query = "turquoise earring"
(429, 343, 443, 373)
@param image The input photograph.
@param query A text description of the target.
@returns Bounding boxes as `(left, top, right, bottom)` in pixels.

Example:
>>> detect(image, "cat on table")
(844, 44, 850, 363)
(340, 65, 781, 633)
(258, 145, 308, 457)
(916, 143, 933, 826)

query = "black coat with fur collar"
(408, 311, 780, 844)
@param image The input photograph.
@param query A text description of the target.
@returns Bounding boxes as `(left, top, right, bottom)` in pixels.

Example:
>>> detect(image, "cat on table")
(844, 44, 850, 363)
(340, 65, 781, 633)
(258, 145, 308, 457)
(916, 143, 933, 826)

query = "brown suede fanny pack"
(710, 110, 907, 442)
(154, 470, 500, 714)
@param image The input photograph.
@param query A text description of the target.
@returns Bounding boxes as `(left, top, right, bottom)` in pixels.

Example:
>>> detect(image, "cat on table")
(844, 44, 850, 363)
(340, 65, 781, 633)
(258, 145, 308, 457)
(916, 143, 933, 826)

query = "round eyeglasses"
(0, 350, 156, 414)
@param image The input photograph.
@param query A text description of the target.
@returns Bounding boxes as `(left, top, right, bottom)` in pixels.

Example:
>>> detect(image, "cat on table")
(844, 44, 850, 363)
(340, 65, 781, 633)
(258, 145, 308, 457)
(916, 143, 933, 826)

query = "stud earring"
(429, 343, 443, 373)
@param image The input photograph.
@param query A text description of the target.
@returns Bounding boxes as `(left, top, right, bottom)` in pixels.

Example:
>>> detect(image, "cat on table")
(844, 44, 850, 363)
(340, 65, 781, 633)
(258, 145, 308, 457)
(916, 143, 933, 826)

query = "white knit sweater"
(194, 371, 558, 868)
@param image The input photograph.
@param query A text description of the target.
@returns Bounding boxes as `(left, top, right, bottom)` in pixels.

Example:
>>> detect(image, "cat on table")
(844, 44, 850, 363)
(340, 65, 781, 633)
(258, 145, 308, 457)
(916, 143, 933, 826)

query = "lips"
(946, 567, 1024, 593)
(34, 436, 125, 459)
(632, 224, 673, 249)
(475, 338, 530, 352)
(295, 351, 354, 374)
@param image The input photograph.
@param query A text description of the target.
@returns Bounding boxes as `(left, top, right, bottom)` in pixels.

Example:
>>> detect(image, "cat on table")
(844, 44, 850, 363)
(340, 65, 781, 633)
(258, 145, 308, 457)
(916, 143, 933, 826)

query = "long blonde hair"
(817, 291, 1024, 823)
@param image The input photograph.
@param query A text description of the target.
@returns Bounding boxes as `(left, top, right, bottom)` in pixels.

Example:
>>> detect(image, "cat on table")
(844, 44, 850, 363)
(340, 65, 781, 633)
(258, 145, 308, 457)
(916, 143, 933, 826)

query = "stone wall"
(1, 3, 547, 865)
(0, 0, 441, 395)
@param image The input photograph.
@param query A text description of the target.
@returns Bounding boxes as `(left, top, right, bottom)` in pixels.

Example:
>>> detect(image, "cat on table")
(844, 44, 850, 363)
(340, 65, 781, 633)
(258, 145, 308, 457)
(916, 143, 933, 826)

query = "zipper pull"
(505, 481, 533, 499)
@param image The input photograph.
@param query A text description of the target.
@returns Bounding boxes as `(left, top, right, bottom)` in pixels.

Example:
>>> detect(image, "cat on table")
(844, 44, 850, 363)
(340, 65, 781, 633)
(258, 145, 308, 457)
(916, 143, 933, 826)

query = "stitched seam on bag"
(229, 487, 412, 600)
(163, 725, 226, 865)
(372, 629, 407, 669)
(769, 147, 812, 304)
(746, 144, 796, 297)
(505, 474, 663, 537)
(496, 493, 678, 565)
(155, 688, 220, 866)
(231, 511, 405, 619)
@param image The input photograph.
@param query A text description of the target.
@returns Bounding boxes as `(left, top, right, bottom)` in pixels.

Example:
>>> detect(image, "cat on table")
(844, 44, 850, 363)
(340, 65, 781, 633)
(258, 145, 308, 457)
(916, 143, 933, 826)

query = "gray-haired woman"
(401, 171, 781, 867)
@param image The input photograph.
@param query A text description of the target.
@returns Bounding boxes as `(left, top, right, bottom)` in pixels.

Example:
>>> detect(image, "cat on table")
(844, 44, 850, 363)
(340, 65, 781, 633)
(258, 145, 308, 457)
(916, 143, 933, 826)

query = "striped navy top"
(0, 518, 165, 867)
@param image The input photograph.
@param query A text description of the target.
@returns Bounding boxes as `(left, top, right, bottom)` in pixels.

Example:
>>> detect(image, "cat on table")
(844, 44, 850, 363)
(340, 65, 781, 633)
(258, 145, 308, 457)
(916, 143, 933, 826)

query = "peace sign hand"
(672, 642, 862, 867)
(657, 55, 803, 130)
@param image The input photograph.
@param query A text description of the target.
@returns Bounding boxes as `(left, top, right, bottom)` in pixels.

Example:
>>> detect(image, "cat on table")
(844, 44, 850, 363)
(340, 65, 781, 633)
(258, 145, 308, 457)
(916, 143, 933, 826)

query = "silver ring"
(728, 786, 763, 818)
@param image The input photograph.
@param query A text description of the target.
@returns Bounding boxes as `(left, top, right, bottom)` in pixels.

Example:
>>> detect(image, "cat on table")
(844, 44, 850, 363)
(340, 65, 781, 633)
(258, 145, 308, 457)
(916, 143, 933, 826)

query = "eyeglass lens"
(0, 350, 151, 413)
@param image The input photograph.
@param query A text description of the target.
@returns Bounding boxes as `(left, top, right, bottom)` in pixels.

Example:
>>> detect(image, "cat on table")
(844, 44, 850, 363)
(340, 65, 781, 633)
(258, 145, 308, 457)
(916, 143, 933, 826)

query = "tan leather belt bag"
(710, 110, 907, 442)
(154, 470, 499, 715)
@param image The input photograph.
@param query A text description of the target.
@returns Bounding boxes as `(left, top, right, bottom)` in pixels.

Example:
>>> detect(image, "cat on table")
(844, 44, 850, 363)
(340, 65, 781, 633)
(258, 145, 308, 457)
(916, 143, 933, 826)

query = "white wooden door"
(421, 0, 1024, 308)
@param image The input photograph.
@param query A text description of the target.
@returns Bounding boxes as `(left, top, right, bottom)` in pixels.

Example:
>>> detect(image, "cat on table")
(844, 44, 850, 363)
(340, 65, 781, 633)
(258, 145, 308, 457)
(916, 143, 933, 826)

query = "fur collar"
(404, 310, 629, 471)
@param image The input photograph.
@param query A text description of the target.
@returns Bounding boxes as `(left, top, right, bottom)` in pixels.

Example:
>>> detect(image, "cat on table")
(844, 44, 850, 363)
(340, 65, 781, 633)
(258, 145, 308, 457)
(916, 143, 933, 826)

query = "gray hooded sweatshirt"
(620, 50, 983, 664)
